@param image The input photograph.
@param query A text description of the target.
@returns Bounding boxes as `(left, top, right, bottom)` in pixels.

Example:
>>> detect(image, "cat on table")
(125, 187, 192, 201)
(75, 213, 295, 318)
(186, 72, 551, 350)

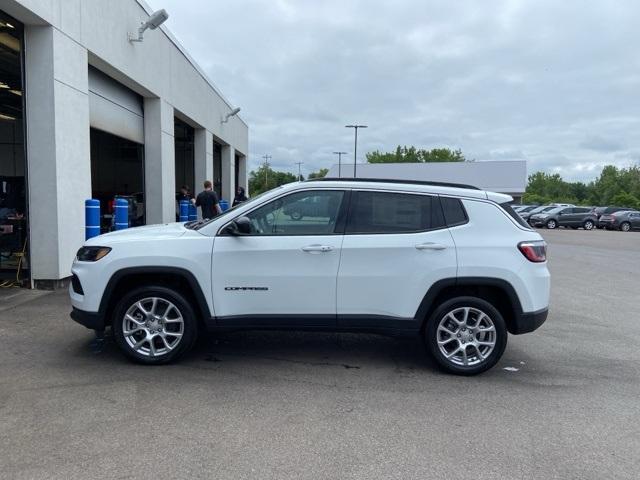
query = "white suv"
(70, 179, 550, 375)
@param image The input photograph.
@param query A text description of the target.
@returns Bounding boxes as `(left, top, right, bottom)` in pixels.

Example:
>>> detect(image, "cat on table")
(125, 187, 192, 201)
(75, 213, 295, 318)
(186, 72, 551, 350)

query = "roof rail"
(307, 177, 481, 190)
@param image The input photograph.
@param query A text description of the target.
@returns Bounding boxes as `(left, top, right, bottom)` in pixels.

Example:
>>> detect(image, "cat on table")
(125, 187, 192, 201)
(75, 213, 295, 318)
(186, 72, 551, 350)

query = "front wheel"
(546, 219, 557, 229)
(425, 297, 508, 375)
(583, 220, 594, 230)
(620, 222, 631, 232)
(289, 211, 303, 221)
(112, 286, 198, 364)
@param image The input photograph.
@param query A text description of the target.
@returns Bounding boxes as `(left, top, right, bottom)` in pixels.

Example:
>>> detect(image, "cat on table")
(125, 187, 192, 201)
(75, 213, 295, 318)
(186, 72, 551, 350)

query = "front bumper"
(510, 307, 548, 335)
(70, 307, 106, 331)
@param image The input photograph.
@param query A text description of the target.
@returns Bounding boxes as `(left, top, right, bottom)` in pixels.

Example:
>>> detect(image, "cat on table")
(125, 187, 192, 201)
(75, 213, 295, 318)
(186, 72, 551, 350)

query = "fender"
(414, 277, 524, 325)
(98, 266, 212, 320)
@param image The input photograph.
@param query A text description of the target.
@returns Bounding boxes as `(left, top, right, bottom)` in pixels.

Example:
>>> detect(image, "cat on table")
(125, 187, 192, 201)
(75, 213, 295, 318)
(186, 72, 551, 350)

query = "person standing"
(232, 186, 248, 207)
(175, 185, 192, 221)
(194, 180, 222, 219)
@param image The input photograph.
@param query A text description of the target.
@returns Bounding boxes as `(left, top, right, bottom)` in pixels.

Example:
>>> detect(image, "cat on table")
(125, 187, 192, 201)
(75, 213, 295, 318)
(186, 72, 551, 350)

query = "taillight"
(518, 241, 547, 263)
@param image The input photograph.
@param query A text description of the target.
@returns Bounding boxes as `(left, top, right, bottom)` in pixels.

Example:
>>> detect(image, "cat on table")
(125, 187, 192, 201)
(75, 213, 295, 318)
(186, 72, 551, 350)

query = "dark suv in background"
(593, 206, 631, 228)
(530, 206, 597, 230)
(599, 210, 640, 231)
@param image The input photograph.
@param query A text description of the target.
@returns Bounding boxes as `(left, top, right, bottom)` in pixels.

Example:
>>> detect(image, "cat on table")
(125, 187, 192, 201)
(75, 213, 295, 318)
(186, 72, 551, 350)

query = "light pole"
(294, 161, 304, 181)
(262, 154, 271, 190)
(333, 152, 348, 178)
(345, 124, 367, 178)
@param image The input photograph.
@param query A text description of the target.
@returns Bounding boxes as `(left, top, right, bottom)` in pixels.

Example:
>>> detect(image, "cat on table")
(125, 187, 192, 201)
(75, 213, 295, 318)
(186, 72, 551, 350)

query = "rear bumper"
(510, 308, 548, 335)
(70, 307, 105, 331)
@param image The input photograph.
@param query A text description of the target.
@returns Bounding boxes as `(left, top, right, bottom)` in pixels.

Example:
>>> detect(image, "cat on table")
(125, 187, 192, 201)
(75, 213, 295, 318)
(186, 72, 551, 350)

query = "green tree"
(248, 164, 298, 196)
(525, 164, 640, 206)
(610, 192, 639, 209)
(366, 146, 466, 163)
(308, 168, 329, 179)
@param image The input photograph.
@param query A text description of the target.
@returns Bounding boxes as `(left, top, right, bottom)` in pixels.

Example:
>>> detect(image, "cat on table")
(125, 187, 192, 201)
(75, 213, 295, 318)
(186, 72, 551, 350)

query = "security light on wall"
(128, 9, 169, 42)
(222, 107, 241, 124)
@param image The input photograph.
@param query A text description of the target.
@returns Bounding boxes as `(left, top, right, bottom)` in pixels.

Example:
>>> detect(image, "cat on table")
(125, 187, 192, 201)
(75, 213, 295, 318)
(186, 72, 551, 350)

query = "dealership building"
(327, 160, 527, 203)
(0, 0, 249, 287)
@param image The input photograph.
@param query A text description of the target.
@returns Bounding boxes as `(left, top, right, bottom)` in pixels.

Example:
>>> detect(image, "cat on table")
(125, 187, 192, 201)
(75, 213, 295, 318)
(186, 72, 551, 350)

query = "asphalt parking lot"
(1, 229, 638, 479)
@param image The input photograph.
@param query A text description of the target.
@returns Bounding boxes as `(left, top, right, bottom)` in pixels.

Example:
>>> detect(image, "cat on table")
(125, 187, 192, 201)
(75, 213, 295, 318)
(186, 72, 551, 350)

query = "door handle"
(302, 245, 334, 253)
(415, 242, 447, 251)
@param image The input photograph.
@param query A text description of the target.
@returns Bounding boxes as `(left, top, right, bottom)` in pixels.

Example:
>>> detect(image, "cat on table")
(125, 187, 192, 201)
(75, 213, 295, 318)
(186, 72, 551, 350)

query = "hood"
(85, 223, 188, 245)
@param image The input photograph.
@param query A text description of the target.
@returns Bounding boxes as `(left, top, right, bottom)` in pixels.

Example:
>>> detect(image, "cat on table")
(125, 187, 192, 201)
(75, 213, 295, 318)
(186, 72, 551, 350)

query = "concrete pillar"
(25, 26, 91, 284)
(221, 145, 235, 202)
(237, 153, 249, 196)
(194, 129, 214, 216)
(144, 98, 175, 224)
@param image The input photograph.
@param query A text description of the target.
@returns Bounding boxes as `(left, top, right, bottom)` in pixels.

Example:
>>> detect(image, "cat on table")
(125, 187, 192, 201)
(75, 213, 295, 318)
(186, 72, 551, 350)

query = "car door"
(557, 207, 574, 226)
(211, 189, 347, 327)
(336, 190, 457, 328)
(631, 212, 640, 229)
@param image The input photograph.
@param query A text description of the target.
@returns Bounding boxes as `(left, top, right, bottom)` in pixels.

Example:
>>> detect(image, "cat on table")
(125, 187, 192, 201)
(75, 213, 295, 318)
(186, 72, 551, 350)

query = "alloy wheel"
(122, 297, 184, 357)
(584, 220, 594, 230)
(621, 222, 631, 232)
(436, 307, 496, 367)
(547, 219, 557, 229)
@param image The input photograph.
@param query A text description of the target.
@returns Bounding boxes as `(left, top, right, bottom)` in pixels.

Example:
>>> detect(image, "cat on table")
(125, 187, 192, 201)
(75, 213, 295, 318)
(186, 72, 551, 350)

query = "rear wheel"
(425, 297, 508, 375)
(546, 219, 557, 229)
(583, 220, 594, 230)
(620, 222, 631, 232)
(112, 286, 198, 364)
(290, 211, 303, 221)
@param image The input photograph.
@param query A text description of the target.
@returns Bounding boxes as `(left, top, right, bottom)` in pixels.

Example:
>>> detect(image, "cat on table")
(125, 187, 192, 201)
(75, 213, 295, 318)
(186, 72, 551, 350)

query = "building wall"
(326, 160, 526, 199)
(3, 0, 249, 283)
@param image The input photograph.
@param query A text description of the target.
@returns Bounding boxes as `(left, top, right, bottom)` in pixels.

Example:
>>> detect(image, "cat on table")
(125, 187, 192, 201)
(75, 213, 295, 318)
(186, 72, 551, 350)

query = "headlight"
(76, 246, 111, 262)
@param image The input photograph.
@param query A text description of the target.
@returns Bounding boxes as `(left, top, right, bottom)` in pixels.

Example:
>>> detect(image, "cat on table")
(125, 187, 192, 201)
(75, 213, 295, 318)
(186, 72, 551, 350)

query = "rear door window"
(346, 191, 445, 234)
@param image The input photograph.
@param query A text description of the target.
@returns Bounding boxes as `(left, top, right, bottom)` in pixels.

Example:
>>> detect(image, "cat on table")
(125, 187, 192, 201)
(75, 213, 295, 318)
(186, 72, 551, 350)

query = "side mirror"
(222, 216, 252, 236)
(235, 216, 252, 234)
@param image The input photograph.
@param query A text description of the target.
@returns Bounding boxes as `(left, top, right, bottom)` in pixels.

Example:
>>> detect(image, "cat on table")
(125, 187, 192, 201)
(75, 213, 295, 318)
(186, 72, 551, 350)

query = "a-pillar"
(24, 25, 91, 285)
(194, 129, 213, 217)
(144, 98, 175, 224)
(221, 145, 236, 203)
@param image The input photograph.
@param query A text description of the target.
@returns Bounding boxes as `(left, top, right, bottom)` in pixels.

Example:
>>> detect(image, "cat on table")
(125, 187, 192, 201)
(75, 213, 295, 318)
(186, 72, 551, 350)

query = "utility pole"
(345, 125, 368, 178)
(333, 152, 347, 178)
(262, 154, 272, 190)
(294, 162, 304, 181)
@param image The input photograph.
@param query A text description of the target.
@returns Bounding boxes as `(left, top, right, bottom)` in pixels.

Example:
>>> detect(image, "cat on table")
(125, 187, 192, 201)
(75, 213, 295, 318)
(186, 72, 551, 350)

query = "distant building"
(326, 160, 527, 203)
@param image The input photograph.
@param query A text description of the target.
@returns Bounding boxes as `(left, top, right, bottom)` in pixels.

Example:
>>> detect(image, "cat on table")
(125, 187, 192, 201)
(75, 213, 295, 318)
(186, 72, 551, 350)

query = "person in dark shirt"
(194, 180, 222, 219)
(232, 186, 248, 207)
(175, 185, 192, 221)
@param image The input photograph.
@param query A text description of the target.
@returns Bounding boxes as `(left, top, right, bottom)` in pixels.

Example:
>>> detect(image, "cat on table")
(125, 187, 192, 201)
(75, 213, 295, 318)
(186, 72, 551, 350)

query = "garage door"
(88, 66, 144, 144)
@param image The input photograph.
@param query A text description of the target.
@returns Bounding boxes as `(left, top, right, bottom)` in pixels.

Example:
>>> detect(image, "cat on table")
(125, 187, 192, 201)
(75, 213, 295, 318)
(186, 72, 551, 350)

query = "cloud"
(151, 0, 640, 182)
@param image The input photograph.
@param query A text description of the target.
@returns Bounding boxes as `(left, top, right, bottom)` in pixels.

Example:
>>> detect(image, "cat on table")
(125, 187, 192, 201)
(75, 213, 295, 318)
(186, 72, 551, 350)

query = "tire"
(290, 211, 303, 221)
(546, 219, 557, 229)
(425, 296, 508, 376)
(112, 286, 198, 365)
(583, 220, 594, 230)
(620, 222, 631, 232)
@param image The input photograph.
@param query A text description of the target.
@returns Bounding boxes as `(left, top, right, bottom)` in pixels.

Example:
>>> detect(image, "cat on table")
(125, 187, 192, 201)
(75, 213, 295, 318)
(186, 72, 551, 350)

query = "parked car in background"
(529, 206, 597, 230)
(513, 205, 539, 214)
(598, 210, 640, 231)
(593, 206, 632, 228)
(519, 205, 557, 223)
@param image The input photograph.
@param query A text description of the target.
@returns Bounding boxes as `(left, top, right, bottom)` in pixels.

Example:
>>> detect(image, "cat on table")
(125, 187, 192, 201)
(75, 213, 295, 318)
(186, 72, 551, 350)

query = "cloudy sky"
(151, 0, 639, 182)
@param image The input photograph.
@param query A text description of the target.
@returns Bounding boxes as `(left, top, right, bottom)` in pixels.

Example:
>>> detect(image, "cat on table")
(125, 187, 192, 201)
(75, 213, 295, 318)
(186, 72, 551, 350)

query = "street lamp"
(332, 151, 348, 178)
(295, 162, 304, 181)
(345, 124, 367, 178)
